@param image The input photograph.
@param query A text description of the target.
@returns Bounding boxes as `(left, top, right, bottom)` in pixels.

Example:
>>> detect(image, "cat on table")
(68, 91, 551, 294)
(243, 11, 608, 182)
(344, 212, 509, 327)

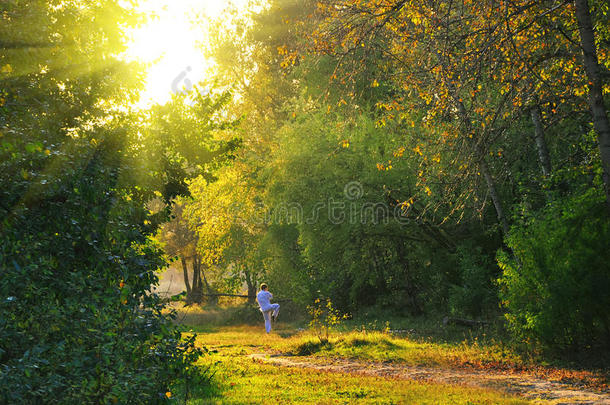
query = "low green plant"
(307, 298, 349, 343)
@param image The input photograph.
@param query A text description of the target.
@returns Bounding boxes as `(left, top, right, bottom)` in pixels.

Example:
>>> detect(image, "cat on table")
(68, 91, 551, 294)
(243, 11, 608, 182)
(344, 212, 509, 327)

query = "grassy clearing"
(196, 356, 530, 404)
(283, 331, 610, 391)
(182, 321, 523, 371)
(173, 305, 609, 401)
(286, 330, 523, 369)
(187, 326, 531, 404)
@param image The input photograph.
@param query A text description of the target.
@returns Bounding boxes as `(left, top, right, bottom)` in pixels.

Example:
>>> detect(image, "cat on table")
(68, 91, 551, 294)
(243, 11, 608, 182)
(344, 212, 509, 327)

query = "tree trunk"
(180, 256, 191, 296)
(196, 256, 218, 306)
(574, 0, 610, 211)
(188, 256, 203, 304)
(191, 258, 200, 290)
(530, 105, 552, 177)
(194, 255, 202, 290)
(244, 269, 257, 305)
(480, 159, 511, 236)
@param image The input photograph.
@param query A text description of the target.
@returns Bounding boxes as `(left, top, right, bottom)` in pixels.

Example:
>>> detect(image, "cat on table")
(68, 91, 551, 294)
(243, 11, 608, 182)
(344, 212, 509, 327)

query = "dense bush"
(0, 1, 228, 401)
(448, 244, 500, 319)
(0, 132, 208, 403)
(497, 187, 610, 350)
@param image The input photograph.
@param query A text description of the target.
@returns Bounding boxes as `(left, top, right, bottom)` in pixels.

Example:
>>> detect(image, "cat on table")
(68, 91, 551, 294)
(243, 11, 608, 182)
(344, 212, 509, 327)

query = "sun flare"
(123, 0, 249, 107)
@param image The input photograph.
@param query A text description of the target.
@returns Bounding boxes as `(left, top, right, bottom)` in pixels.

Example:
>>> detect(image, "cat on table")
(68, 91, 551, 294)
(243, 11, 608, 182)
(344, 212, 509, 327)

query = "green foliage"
(256, 224, 308, 306)
(448, 244, 500, 319)
(498, 186, 610, 350)
(0, 128, 208, 403)
(260, 107, 484, 315)
(0, 1, 234, 402)
(125, 0, 610, 358)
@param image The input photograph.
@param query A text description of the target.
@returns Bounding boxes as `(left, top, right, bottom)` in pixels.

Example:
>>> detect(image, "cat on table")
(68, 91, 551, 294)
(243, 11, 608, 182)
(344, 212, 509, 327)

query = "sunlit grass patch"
(189, 325, 302, 356)
(286, 330, 524, 369)
(186, 322, 610, 397)
(190, 347, 531, 405)
(187, 323, 523, 370)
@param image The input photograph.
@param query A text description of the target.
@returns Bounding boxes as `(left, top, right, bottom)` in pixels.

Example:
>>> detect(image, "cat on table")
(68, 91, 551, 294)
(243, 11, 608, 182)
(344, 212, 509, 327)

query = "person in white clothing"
(256, 283, 280, 333)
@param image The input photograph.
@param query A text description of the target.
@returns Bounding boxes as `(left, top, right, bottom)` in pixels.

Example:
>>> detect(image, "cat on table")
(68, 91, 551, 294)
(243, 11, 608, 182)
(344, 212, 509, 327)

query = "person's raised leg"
(271, 303, 280, 322)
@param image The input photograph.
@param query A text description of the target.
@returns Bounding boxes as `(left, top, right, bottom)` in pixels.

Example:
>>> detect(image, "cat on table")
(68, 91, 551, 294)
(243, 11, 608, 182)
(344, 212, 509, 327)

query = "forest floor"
(247, 352, 610, 404)
(170, 304, 610, 404)
(180, 322, 609, 404)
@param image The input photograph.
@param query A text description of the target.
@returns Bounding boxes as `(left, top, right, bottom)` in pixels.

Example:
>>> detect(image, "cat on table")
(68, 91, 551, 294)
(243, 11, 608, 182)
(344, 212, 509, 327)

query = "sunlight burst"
(123, 0, 248, 107)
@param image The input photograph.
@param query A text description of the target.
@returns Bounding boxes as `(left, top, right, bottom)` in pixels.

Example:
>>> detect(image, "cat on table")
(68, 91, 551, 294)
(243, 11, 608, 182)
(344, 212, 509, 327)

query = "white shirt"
(256, 290, 273, 312)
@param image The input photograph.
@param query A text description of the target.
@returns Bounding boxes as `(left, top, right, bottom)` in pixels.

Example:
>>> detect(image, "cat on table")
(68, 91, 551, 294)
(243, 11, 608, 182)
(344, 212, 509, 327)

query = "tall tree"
(185, 165, 267, 303)
(158, 199, 209, 304)
(574, 0, 610, 210)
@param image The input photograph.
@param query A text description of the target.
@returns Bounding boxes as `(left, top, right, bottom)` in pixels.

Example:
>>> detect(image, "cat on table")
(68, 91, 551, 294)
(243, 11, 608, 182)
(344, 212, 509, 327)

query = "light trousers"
(261, 303, 280, 333)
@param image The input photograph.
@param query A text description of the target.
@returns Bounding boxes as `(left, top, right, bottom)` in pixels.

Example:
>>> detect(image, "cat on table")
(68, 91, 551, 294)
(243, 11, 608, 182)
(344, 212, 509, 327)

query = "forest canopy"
(178, 0, 609, 350)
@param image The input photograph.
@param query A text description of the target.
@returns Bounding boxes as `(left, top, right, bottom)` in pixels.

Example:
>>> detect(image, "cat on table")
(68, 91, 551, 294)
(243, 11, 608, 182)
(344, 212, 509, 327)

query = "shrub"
(308, 298, 349, 343)
(0, 135, 208, 404)
(497, 187, 610, 350)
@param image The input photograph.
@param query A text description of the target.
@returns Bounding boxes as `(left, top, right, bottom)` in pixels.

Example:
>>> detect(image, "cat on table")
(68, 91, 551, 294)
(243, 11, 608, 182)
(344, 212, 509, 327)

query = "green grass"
(182, 323, 522, 370)
(196, 354, 530, 404)
(285, 330, 524, 370)
(182, 326, 531, 404)
(171, 305, 608, 403)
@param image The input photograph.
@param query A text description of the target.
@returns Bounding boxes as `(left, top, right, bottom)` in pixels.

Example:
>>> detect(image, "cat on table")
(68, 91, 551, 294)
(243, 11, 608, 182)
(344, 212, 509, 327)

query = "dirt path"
(249, 353, 610, 404)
